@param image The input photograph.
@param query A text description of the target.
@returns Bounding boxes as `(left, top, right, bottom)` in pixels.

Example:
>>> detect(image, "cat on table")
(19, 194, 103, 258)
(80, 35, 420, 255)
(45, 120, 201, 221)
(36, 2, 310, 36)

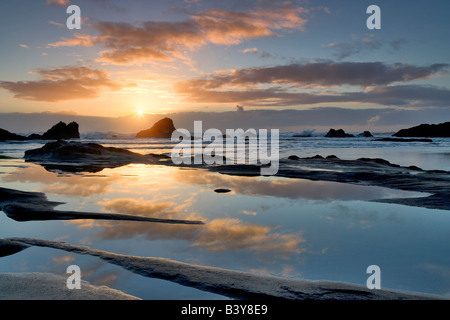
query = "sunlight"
(136, 108, 144, 119)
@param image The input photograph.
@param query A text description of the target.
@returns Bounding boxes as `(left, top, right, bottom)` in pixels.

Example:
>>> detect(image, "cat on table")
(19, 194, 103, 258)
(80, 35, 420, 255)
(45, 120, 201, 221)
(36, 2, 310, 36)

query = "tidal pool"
(0, 159, 449, 299)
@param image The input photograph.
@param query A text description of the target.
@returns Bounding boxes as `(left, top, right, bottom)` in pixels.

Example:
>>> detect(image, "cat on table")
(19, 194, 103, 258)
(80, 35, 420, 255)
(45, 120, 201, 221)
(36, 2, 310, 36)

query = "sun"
(136, 108, 144, 119)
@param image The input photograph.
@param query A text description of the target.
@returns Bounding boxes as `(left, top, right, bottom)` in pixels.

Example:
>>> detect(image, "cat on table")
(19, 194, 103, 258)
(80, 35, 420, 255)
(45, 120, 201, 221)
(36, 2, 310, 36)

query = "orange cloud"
(47, 33, 97, 47)
(46, 7, 309, 65)
(0, 66, 127, 102)
(191, 7, 308, 45)
(46, 0, 71, 6)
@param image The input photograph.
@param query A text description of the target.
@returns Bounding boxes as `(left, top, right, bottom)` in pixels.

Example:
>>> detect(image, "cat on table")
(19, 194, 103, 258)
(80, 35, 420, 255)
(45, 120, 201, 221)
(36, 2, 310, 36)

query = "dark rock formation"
(0, 128, 27, 141)
(28, 121, 80, 140)
(25, 140, 142, 162)
(325, 129, 354, 138)
(393, 122, 450, 138)
(23, 140, 168, 173)
(136, 117, 176, 138)
(357, 131, 373, 138)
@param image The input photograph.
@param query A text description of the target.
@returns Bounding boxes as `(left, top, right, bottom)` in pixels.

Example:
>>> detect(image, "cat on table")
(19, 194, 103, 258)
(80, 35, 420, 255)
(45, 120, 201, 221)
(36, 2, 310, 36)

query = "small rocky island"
(325, 128, 354, 138)
(136, 117, 176, 138)
(393, 122, 450, 138)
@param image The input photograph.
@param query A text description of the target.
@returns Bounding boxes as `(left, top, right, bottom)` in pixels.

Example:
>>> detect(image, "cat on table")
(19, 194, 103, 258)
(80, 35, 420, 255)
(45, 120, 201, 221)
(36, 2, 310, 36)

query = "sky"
(0, 0, 449, 132)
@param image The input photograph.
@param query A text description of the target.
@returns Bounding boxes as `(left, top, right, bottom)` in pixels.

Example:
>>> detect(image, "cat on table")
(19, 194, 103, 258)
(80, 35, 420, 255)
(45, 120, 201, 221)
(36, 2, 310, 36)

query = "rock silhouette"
(393, 122, 450, 138)
(136, 117, 176, 138)
(325, 128, 354, 138)
(28, 121, 80, 140)
(0, 128, 27, 141)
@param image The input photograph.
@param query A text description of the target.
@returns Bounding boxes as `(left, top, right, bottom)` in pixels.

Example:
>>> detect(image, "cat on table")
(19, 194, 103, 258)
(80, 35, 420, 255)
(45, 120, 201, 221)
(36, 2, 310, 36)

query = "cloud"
(241, 48, 258, 54)
(19, 44, 29, 49)
(46, 0, 71, 6)
(47, 6, 310, 65)
(0, 66, 126, 102)
(178, 62, 449, 89)
(48, 20, 66, 28)
(47, 33, 96, 47)
(326, 35, 408, 60)
(190, 7, 308, 45)
(174, 62, 450, 108)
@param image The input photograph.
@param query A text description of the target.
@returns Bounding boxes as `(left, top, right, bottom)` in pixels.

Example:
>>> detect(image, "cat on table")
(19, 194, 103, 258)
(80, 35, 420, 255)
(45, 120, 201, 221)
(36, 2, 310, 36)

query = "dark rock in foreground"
(23, 140, 168, 172)
(25, 140, 137, 161)
(393, 122, 450, 138)
(325, 128, 354, 138)
(0, 128, 27, 141)
(136, 117, 176, 138)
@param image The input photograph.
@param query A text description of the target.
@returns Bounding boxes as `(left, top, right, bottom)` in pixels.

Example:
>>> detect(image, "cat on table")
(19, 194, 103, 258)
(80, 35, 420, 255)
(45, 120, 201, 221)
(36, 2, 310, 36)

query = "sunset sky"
(0, 0, 449, 130)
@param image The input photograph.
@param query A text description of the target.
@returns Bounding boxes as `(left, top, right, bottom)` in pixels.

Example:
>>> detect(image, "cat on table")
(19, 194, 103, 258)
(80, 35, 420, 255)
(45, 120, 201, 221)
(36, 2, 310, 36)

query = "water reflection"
(2, 164, 124, 197)
(84, 195, 305, 256)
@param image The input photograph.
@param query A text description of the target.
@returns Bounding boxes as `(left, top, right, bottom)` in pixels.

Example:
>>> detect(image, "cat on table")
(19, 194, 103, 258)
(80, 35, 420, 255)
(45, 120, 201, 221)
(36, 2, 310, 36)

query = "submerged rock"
(393, 122, 450, 138)
(357, 131, 373, 137)
(136, 117, 176, 138)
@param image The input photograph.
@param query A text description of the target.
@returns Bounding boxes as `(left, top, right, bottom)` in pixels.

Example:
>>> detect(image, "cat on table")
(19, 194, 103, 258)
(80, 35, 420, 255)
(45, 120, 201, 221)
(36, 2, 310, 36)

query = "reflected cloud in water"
(174, 168, 424, 201)
(1, 164, 124, 197)
(92, 198, 305, 256)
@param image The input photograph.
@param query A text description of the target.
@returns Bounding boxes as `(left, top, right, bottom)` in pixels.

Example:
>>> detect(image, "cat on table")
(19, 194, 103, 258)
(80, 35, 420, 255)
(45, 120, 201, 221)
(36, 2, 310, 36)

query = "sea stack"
(325, 128, 354, 138)
(136, 117, 176, 138)
(27, 121, 80, 140)
(393, 122, 450, 138)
